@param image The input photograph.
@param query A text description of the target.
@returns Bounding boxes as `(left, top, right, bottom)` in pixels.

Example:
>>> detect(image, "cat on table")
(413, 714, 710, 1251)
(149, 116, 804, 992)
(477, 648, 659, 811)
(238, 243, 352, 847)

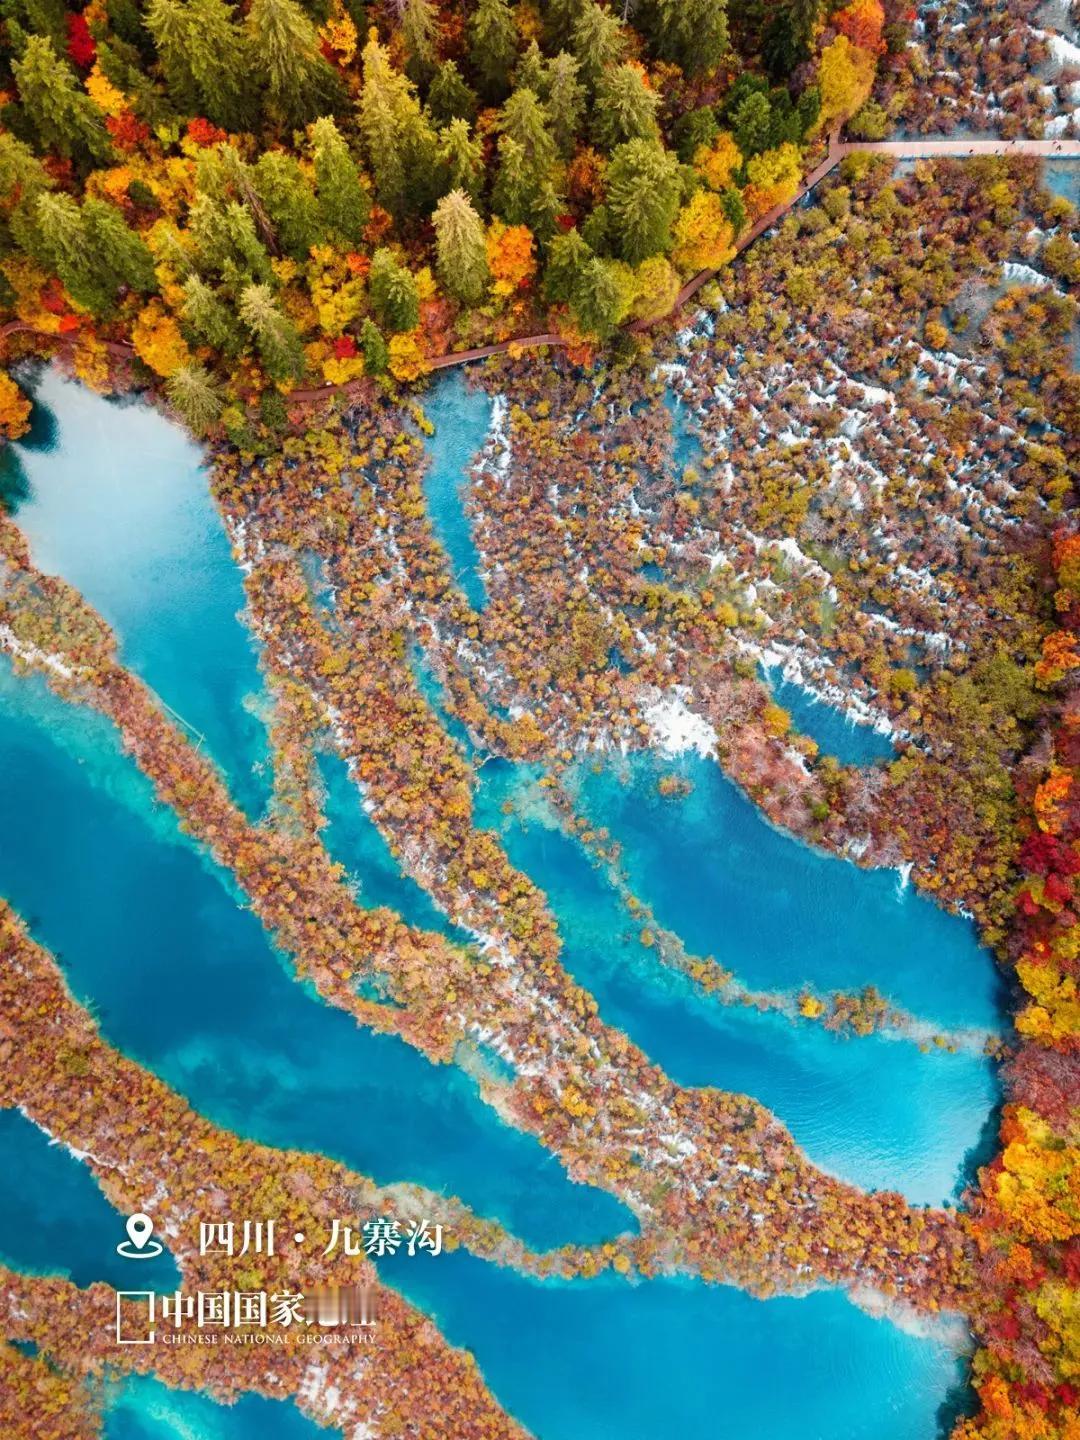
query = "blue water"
(381, 1249, 966, 1440)
(9, 368, 271, 819)
(317, 752, 467, 942)
(419, 372, 492, 610)
(0, 668, 632, 1251)
(569, 751, 1003, 1034)
(474, 759, 998, 1205)
(0, 1109, 179, 1291)
(665, 389, 703, 478)
(0, 380, 994, 1440)
(765, 671, 896, 765)
(1044, 160, 1079, 208)
(106, 1375, 339, 1440)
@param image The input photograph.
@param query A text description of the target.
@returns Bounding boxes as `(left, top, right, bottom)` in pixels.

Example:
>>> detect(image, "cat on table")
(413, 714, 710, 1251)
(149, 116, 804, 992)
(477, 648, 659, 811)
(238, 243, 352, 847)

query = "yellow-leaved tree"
(671, 191, 737, 272)
(817, 35, 877, 131)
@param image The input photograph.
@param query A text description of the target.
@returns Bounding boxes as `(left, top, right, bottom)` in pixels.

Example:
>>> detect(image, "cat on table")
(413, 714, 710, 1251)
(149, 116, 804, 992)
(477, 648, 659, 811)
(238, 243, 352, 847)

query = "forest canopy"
(0, 0, 894, 428)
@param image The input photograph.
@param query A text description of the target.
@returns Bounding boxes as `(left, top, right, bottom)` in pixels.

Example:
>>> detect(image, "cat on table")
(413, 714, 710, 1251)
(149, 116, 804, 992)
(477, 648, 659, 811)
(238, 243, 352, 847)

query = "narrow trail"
(2, 133, 1078, 401)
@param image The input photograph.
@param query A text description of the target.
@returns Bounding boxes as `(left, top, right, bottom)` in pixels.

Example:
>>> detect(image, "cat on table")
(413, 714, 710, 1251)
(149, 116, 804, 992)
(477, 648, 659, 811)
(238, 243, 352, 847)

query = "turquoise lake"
(0, 370, 991, 1437)
(104, 1376, 339, 1440)
(763, 670, 897, 766)
(419, 370, 491, 610)
(7, 369, 272, 820)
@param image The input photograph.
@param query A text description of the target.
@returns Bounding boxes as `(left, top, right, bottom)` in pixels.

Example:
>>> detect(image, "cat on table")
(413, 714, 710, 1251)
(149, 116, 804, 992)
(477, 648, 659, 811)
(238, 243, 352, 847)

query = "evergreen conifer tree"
(35, 192, 155, 313)
(239, 282, 305, 382)
(368, 248, 419, 331)
(167, 362, 223, 432)
(468, 0, 518, 100)
(543, 226, 592, 305)
(181, 273, 243, 354)
(359, 32, 438, 218)
(491, 135, 531, 227)
(145, 0, 251, 130)
(12, 35, 112, 163)
(641, 0, 728, 75)
(593, 62, 659, 151)
(499, 88, 556, 180)
(570, 2, 625, 92)
(433, 188, 489, 303)
(427, 61, 478, 127)
(437, 119, 484, 203)
(545, 51, 584, 155)
(310, 117, 370, 245)
(515, 40, 548, 95)
(245, 0, 344, 129)
(604, 137, 682, 264)
(83, 198, 157, 293)
(360, 317, 389, 374)
(400, 0, 440, 83)
(573, 254, 621, 337)
(254, 152, 323, 260)
(190, 195, 272, 290)
(543, 0, 587, 49)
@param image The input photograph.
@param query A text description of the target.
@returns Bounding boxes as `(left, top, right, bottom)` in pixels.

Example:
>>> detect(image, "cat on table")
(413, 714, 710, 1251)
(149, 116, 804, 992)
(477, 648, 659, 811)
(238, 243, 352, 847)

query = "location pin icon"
(126, 1213, 153, 1251)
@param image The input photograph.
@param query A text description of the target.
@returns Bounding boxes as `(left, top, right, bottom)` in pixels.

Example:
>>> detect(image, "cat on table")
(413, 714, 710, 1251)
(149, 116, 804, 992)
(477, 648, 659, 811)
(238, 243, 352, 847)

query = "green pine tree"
(145, 0, 251, 130)
(433, 188, 489, 304)
(593, 62, 659, 151)
(254, 152, 323, 260)
(437, 119, 484, 203)
(491, 134, 531, 226)
(499, 88, 556, 180)
(181, 273, 243, 354)
(515, 40, 548, 95)
(82, 198, 157, 293)
(543, 0, 587, 49)
(545, 51, 584, 156)
(360, 317, 389, 374)
(543, 227, 592, 305)
(359, 32, 437, 219)
(35, 192, 155, 314)
(310, 117, 370, 245)
(604, 137, 682, 264)
(239, 281, 305, 383)
(570, 2, 625, 92)
(166, 362, 223, 433)
(732, 90, 771, 155)
(368, 248, 419, 332)
(245, 0, 344, 129)
(0, 132, 52, 254)
(427, 60, 478, 127)
(12, 35, 112, 163)
(468, 0, 518, 100)
(572, 254, 621, 337)
(400, 0, 439, 83)
(641, 0, 728, 76)
(190, 195, 272, 291)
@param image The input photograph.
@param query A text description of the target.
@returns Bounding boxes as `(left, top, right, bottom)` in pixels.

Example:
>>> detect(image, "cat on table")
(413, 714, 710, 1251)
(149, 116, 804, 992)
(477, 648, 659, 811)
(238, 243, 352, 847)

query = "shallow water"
(0, 1109, 179, 1291)
(317, 751, 469, 943)
(105, 1375, 339, 1440)
(569, 751, 1003, 1033)
(0, 668, 632, 1251)
(475, 758, 999, 1205)
(419, 371, 492, 610)
(8, 369, 271, 819)
(1, 377, 996, 1439)
(381, 1249, 967, 1440)
(764, 671, 897, 766)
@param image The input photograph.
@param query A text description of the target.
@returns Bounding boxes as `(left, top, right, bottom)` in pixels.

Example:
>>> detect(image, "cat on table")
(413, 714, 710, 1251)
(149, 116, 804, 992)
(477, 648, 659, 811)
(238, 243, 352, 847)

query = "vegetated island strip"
(3, 135, 1077, 403)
